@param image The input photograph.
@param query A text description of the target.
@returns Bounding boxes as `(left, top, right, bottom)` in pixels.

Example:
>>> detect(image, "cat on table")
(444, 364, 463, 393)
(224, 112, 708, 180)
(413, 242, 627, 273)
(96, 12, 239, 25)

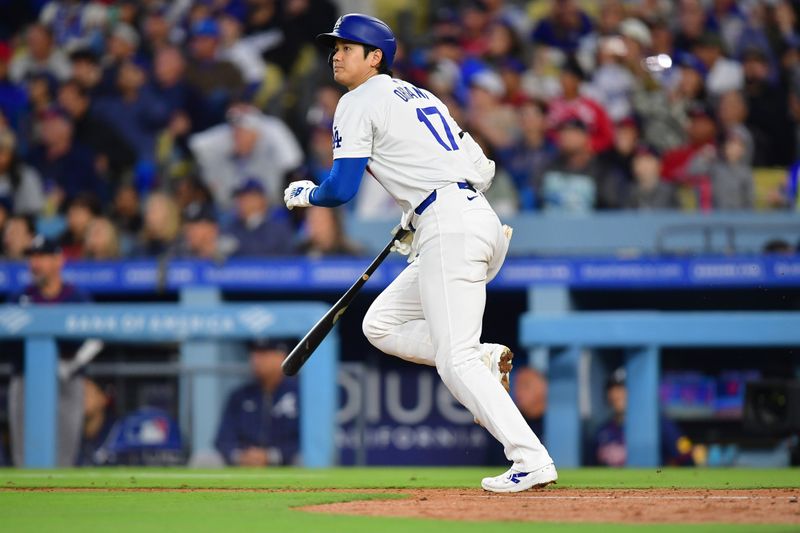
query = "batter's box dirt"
(299, 488, 800, 524)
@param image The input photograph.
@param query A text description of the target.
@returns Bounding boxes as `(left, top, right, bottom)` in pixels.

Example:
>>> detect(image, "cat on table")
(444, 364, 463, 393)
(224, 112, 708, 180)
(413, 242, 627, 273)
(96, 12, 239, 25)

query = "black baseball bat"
(281, 229, 409, 376)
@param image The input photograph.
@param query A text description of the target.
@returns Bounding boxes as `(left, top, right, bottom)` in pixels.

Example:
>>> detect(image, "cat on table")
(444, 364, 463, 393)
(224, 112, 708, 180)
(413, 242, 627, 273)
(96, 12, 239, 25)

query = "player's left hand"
(390, 224, 413, 255)
(284, 180, 317, 209)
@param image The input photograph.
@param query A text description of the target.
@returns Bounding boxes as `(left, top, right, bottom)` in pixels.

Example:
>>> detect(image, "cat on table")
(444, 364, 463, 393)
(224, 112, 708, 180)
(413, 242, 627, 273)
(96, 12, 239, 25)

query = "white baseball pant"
(363, 183, 553, 472)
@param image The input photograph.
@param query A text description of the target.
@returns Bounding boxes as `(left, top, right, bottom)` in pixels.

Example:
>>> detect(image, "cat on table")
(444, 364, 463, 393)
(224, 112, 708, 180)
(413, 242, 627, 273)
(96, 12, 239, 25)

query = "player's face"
(330, 39, 381, 90)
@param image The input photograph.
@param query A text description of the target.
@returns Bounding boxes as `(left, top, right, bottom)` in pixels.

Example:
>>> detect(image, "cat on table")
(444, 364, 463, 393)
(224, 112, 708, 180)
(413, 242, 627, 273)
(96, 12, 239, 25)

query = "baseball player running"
(284, 13, 556, 492)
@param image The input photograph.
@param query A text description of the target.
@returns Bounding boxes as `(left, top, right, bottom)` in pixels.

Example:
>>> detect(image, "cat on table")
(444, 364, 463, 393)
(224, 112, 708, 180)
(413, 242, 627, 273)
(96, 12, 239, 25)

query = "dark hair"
(362, 44, 393, 76)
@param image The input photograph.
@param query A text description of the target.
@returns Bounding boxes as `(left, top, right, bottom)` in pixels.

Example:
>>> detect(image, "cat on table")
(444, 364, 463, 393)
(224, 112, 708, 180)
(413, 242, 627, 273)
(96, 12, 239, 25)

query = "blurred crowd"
(1, 0, 800, 261)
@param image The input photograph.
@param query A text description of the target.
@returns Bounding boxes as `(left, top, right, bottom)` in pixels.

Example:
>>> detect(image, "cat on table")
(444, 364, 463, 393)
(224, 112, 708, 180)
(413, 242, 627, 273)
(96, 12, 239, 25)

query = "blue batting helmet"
(316, 13, 397, 68)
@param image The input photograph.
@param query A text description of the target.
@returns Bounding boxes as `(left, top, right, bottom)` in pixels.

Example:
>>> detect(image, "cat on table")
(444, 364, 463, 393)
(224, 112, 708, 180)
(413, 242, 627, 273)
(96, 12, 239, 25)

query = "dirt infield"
(4, 486, 799, 524)
(301, 488, 800, 524)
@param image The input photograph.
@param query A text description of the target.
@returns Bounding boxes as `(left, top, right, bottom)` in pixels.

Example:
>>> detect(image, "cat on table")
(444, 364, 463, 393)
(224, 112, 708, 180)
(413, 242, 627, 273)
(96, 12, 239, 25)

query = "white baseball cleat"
(481, 463, 558, 493)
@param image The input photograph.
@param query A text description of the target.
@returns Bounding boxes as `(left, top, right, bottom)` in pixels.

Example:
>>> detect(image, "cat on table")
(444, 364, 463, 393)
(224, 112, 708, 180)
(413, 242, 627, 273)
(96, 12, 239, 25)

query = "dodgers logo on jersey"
(332, 127, 343, 149)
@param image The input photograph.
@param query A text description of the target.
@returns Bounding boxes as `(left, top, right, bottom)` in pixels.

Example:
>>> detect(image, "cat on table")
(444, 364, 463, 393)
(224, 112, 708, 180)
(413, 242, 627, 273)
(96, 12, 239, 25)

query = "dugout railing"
(519, 310, 800, 467)
(0, 296, 338, 468)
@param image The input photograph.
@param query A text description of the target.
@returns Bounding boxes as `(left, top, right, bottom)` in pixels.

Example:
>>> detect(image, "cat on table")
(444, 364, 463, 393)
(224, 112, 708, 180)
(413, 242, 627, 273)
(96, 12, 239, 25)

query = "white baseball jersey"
(332, 74, 483, 227)
(346, 76, 554, 476)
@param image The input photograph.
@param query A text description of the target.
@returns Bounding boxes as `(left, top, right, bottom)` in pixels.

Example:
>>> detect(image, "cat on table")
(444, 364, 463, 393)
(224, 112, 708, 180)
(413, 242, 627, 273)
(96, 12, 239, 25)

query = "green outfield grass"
(1, 468, 798, 533)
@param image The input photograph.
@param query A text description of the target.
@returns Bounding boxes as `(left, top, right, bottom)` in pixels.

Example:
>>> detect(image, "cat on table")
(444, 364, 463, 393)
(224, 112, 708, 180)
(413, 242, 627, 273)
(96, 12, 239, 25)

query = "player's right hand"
(284, 180, 317, 210)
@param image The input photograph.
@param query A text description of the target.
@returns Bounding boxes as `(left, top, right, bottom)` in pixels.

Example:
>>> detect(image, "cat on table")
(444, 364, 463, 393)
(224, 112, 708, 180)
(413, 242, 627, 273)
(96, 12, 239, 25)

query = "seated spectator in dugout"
(486, 366, 548, 465)
(593, 369, 694, 467)
(76, 378, 117, 466)
(215, 339, 299, 466)
(513, 367, 548, 440)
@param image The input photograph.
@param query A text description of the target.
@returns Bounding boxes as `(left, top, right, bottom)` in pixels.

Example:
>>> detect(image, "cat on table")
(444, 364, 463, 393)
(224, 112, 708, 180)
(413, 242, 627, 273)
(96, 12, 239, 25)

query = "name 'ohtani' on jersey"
(393, 83, 430, 102)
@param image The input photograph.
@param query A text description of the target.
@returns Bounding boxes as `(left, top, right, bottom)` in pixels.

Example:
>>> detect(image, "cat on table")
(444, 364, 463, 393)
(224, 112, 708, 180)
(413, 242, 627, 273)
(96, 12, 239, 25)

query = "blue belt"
(414, 182, 475, 216)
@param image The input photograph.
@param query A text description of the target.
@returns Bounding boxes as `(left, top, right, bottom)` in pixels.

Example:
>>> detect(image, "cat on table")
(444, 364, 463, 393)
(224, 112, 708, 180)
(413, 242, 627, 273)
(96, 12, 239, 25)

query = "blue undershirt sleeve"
(309, 157, 369, 207)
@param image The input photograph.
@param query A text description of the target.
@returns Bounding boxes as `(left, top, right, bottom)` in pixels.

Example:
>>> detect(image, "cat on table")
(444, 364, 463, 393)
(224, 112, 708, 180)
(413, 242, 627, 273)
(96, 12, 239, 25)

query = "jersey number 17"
(416, 106, 459, 152)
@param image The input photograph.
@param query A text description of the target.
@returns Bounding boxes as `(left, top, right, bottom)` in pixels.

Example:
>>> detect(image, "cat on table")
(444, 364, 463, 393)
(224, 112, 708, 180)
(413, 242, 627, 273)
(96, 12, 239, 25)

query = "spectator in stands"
(467, 69, 517, 154)
(140, 4, 175, 63)
(215, 339, 299, 466)
(674, 0, 708, 54)
(188, 104, 303, 209)
(691, 32, 744, 98)
(574, 0, 626, 69)
(521, 45, 561, 102)
(149, 46, 203, 135)
(226, 178, 294, 257)
(485, 20, 524, 68)
(625, 144, 679, 210)
(743, 47, 795, 166)
(708, 0, 748, 53)
(0, 128, 44, 215)
(38, 0, 107, 49)
(531, 0, 593, 53)
(2, 214, 35, 260)
(184, 19, 245, 126)
(498, 58, 528, 108)
(589, 34, 639, 123)
(217, 11, 271, 94)
(0, 41, 27, 134)
(459, 1, 492, 57)
(27, 107, 103, 210)
(536, 117, 616, 212)
(546, 55, 615, 154)
(688, 130, 755, 210)
(67, 48, 102, 96)
(176, 201, 234, 261)
(497, 99, 555, 210)
(24, 73, 58, 133)
(93, 60, 170, 164)
(593, 368, 693, 466)
(58, 193, 99, 260)
(599, 117, 640, 193)
(173, 175, 214, 213)
(132, 191, 180, 258)
(110, 184, 142, 246)
(57, 79, 136, 184)
(9, 24, 70, 83)
(296, 206, 361, 257)
(83, 216, 120, 260)
(661, 103, 719, 208)
(635, 53, 707, 154)
(716, 90, 754, 164)
(256, 0, 337, 75)
(97, 23, 141, 98)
